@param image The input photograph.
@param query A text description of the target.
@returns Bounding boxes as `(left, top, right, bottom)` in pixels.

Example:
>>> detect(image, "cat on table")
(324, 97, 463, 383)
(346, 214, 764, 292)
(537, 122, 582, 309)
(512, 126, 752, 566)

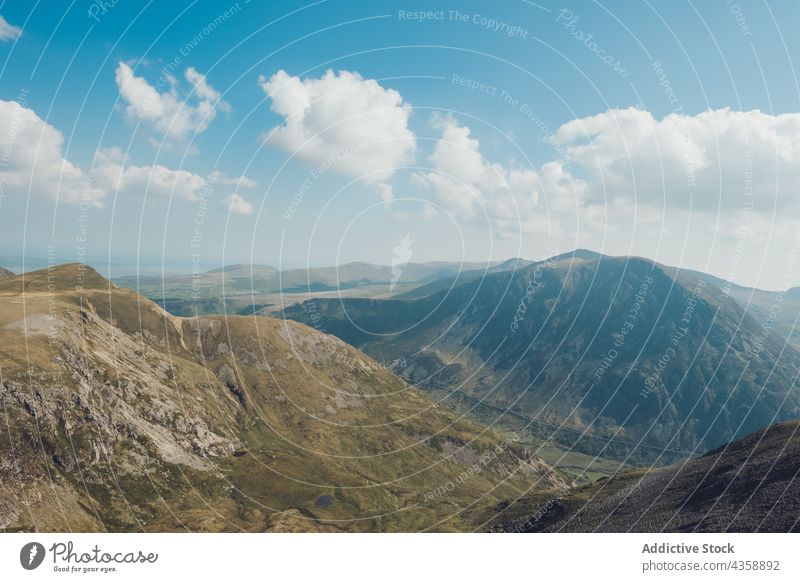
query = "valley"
(3, 251, 799, 532)
(0, 263, 565, 532)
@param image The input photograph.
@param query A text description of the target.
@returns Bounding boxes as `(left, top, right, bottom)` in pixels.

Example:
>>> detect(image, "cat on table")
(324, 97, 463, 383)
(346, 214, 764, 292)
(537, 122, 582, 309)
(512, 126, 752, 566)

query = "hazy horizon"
(1, 246, 794, 293)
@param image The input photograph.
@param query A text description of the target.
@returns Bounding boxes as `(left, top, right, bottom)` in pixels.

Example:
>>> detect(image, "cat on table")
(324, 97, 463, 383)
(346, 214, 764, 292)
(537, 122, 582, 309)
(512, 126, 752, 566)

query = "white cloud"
(259, 69, 416, 186)
(0, 99, 105, 206)
(0, 15, 21, 42)
(92, 149, 255, 202)
(208, 170, 257, 189)
(223, 193, 254, 215)
(555, 107, 800, 213)
(414, 107, 800, 242)
(0, 100, 253, 207)
(413, 116, 585, 235)
(91, 147, 210, 201)
(115, 62, 230, 142)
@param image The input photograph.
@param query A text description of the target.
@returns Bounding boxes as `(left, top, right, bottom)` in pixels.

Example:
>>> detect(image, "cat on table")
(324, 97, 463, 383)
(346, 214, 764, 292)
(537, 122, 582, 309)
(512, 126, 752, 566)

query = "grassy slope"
(0, 264, 566, 532)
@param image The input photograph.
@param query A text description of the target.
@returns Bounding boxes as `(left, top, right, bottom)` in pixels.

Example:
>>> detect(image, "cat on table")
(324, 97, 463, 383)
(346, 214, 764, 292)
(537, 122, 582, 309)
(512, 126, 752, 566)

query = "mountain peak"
(0, 262, 111, 293)
(552, 248, 606, 262)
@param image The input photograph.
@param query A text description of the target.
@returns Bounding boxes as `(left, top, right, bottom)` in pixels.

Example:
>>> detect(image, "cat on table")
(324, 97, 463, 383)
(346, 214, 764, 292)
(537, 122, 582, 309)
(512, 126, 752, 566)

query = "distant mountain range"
(112, 260, 500, 316)
(103, 253, 800, 345)
(280, 251, 800, 455)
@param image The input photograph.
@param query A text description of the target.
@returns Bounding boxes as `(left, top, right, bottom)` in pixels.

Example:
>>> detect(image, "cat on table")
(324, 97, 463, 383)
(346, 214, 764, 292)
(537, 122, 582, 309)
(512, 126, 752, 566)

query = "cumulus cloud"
(91, 147, 211, 201)
(208, 170, 257, 189)
(115, 62, 230, 142)
(0, 15, 21, 42)
(0, 99, 104, 205)
(413, 116, 585, 235)
(259, 69, 416, 187)
(223, 193, 254, 215)
(93, 149, 255, 202)
(415, 107, 800, 239)
(0, 99, 253, 206)
(555, 107, 800, 213)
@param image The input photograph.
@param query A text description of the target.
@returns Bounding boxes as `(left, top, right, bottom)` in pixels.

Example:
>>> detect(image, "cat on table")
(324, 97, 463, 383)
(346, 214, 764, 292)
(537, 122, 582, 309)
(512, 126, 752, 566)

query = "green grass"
(0, 263, 571, 532)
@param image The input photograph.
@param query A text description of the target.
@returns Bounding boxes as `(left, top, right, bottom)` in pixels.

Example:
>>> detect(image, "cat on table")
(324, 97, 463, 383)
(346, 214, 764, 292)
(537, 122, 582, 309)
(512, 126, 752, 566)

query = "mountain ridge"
(280, 254, 800, 455)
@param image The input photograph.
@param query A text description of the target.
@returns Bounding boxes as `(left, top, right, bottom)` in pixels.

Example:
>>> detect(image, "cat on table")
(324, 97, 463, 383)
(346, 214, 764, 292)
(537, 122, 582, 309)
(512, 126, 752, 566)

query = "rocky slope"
(490, 420, 800, 532)
(0, 264, 565, 532)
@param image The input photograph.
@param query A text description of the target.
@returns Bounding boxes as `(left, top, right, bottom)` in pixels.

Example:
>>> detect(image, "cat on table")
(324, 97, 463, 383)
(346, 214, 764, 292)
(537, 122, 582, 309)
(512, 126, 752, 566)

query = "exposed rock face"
(0, 264, 565, 532)
(492, 421, 800, 533)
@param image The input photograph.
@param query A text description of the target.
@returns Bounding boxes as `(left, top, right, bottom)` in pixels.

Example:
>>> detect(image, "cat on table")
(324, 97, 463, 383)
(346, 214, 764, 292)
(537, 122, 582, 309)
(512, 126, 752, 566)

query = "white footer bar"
(1, 533, 796, 581)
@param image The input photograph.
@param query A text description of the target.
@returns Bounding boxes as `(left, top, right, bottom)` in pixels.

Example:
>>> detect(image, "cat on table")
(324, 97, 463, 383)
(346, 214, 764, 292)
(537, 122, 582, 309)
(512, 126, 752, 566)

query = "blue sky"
(2, 0, 800, 288)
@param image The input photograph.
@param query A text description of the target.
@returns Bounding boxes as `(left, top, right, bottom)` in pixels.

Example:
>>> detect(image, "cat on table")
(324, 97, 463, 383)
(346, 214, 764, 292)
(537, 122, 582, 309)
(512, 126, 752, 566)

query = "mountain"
(397, 249, 600, 300)
(0, 267, 14, 280)
(0, 264, 565, 532)
(113, 260, 496, 316)
(659, 265, 800, 352)
(279, 253, 800, 455)
(490, 420, 800, 532)
(203, 264, 279, 277)
(785, 287, 800, 303)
